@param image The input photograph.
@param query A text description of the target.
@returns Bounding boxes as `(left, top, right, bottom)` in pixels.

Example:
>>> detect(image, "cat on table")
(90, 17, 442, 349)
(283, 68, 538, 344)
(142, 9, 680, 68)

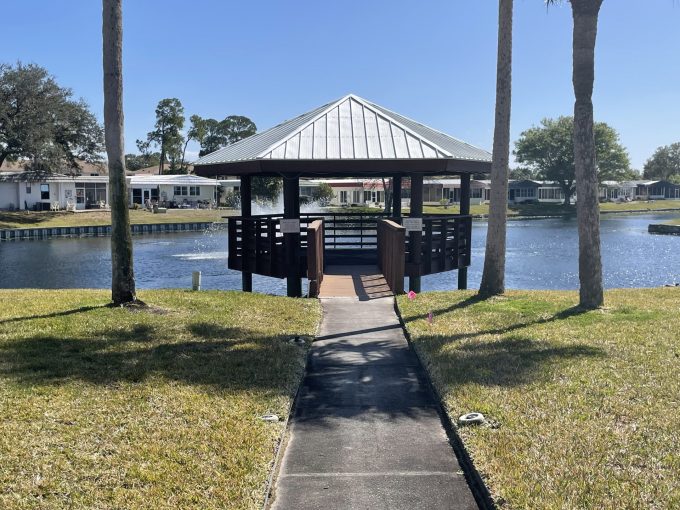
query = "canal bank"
(0, 221, 225, 241)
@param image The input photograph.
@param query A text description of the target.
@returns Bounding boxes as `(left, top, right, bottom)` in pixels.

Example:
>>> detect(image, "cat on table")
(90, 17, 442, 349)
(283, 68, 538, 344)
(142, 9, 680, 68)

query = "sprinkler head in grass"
(458, 412, 485, 426)
(261, 413, 279, 423)
(288, 336, 305, 346)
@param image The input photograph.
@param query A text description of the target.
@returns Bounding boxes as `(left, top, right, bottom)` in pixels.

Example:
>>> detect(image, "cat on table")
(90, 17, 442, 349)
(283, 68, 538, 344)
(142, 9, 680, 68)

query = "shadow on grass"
(0, 321, 303, 393)
(407, 297, 587, 340)
(0, 305, 109, 325)
(0, 211, 64, 229)
(420, 335, 604, 388)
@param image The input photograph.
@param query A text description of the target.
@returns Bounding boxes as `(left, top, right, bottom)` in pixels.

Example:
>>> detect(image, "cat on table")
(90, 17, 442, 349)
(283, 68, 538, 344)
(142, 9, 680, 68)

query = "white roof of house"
(127, 174, 219, 186)
(0, 172, 108, 183)
(194, 94, 492, 165)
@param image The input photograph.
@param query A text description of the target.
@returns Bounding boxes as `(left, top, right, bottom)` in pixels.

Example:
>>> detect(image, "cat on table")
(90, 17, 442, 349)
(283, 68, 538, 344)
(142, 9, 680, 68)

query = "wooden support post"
(409, 174, 423, 293)
(458, 173, 470, 290)
(240, 175, 252, 292)
(392, 176, 402, 219)
(283, 176, 302, 297)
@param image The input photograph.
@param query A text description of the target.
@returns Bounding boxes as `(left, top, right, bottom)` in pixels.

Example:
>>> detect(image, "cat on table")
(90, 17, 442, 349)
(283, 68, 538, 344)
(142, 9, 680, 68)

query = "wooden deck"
(318, 265, 394, 300)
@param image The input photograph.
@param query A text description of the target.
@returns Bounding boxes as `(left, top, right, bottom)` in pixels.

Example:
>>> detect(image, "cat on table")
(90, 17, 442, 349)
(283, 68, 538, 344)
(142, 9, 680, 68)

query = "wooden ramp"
(318, 265, 394, 300)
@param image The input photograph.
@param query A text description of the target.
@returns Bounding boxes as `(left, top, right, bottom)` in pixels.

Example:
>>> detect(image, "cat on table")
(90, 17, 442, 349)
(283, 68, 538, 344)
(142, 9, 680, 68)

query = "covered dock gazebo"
(193, 94, 491, 297)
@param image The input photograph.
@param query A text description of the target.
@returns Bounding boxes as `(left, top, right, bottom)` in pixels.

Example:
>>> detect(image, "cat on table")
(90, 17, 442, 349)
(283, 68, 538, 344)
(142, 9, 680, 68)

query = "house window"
(40, 184, 50, 200)
(76, 182, 108, 206)
(538, 188, 564, 200)
(339, 191, 348, 203)
(174, 186, 188, 196)
(514, 188, 536, 198)
(26, 185, 31, 194)
(132, 188, 142, 204)
(363, 190, 372, 202)
(352, 190, 361, 203)
(189, 186, 200, 196)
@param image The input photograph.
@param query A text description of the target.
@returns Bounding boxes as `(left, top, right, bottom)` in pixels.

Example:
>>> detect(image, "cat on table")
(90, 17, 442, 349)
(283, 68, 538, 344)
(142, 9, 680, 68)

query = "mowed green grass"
(420, 200, 680, 217)
(0, 290, 320, 509)
(0, 209, 233, 229)
(398, 289, 680, 509)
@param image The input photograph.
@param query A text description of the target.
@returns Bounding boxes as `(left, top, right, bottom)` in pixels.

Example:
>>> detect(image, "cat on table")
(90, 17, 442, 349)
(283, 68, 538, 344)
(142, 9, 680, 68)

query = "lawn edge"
(262, 319, 322, 509)
(392, 298, 497, 510)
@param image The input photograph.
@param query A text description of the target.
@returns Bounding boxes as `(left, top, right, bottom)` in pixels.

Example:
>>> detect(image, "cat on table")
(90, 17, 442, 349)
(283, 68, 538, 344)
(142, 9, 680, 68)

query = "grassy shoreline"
(0, 289, 320, 509)
(0, 209, 235, 229)
(3, 201, 680, 230)
(398, 288, 680, 509)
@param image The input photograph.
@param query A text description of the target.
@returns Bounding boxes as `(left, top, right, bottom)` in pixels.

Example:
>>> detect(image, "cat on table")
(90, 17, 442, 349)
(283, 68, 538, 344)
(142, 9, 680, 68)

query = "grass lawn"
(0, 208, 235, 229)
(398, 289, 680, 509)
(0, 290, 320, 509)
(419, 200, 680, 217)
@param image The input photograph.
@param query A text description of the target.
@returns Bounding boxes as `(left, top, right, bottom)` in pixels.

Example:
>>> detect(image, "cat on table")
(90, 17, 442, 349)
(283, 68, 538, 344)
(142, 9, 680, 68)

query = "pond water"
(1, 213, 679, 294)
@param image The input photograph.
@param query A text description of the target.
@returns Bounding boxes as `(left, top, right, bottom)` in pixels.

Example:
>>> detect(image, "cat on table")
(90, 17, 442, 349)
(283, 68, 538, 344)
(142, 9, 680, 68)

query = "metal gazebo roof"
(193, 94, 491, 177)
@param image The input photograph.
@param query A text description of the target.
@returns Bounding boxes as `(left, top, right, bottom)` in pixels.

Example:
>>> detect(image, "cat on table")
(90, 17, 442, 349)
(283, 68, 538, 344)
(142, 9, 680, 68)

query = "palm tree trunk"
(571, 0, 604, 309)
(103, 0, 136, 305)
(480, 0, 513, 297)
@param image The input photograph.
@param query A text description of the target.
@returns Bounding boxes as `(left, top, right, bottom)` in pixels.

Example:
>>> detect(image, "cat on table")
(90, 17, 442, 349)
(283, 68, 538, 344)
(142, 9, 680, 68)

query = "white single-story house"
(126, 174, 220, 207)
(634, 180, 680, 200)
(301, 179, 368, 207)
(508, 180, 567, 204)
(599, 180, 680, 201)
(424, 179, 491, 205)
(0, 171, 109, 211)
(0, 171, 224, 210)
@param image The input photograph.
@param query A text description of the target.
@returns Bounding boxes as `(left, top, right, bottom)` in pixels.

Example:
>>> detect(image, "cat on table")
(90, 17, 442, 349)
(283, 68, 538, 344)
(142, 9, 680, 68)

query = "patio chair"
(51, 201, 61, 212)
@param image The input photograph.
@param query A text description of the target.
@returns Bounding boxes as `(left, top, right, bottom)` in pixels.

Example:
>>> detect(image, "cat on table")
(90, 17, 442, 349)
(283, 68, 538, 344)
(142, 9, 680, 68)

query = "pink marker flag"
(427, 311, 433, 324)
(407, 290, 417, 301)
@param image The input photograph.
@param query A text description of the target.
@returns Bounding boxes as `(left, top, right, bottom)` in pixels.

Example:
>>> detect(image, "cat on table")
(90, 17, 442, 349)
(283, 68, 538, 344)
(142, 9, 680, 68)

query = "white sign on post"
(402, 218, 423, 232)
(279, 219, 301, 234)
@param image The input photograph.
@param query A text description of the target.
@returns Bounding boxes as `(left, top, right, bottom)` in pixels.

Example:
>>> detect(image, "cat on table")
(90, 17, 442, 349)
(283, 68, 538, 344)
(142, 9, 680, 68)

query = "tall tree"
(480, 0, 513, 297)
(103, 0, 136, 305)
(221, 116, 257, 145)
(0, 63, 104, 172)
(515, 116, 630, 205)
(571, 0, 605, 308)
(145, 98, 184, 174)
(547, 0, 605, 308)
(190, 114, 257, 157)
(643, 142, 680, 181)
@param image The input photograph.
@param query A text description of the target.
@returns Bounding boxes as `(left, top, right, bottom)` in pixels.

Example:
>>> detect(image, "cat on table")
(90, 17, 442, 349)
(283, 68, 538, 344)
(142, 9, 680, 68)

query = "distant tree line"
(513, 116, 635, 205)
(643, 142, 680, 183)
(126, 97, 257, 175)
(125, 97, 282, 201)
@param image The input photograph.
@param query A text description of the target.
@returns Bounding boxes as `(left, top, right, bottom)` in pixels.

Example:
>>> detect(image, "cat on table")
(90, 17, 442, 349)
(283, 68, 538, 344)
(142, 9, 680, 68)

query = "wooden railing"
(404, 215, 472, 277)
(306, 219, 324, 297)
(305, 212, 388, 250)
(377, 219, 405, 294)
(227, 215, 321, 278)
(227, 213, 472, 287)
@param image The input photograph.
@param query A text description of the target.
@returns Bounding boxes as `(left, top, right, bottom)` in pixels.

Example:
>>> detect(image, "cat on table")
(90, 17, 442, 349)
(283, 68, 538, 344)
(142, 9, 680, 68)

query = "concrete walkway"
(271, 297, 478, 509)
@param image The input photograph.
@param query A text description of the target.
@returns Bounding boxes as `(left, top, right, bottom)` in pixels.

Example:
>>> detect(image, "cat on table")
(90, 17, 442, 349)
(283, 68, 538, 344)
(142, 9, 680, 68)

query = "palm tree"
(103, 0, 137, 304)
(548, 0, 605, 308)
(479, 0, 513, 297)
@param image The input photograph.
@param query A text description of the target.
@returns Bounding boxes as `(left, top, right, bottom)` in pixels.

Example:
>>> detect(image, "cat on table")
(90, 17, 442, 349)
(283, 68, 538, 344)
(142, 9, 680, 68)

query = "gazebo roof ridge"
(255, 92, 453, 161)
(193, 94, 491, 166)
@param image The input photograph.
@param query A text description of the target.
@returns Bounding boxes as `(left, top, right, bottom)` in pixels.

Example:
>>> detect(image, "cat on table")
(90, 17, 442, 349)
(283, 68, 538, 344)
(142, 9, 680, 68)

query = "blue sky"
(2, 1, 678, 169)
